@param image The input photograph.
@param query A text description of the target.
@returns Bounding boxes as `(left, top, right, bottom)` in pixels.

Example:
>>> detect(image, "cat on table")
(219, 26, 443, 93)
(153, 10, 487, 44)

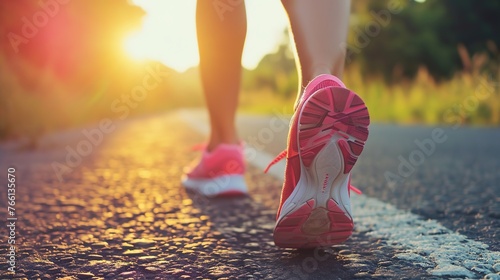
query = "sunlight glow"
(123, 1, 288, 72)
(124, 32, 146, 60)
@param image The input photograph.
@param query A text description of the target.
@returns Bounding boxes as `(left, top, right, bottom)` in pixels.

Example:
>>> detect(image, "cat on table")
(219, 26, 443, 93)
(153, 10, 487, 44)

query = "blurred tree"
(0, 0, 146, 93)
(243, 30, 298, 97)
(445, 1, 500, 55)
(0, 1, 176, 140)
(352, 0, 500, 82)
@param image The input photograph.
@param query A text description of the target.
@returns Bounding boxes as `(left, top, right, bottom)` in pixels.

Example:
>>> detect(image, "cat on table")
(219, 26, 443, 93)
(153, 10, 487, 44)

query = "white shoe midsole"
(278, 136, 352, 223)
(182, 174, 248, 197)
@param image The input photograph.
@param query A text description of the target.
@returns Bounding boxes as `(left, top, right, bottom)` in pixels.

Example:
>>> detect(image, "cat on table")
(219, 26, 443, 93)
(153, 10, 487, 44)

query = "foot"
(182, 143, 248, 197)
(266, 74, 370, 248)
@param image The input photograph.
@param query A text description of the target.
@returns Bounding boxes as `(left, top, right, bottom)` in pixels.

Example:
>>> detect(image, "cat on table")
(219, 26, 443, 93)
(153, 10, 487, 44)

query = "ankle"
(307, 62, 345, 82)
(207, 137, 239, 152)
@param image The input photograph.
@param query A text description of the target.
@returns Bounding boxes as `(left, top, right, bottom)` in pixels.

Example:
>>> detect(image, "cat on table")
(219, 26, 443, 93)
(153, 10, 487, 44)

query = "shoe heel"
(274, 198, 353, 248)
(298, 87, 370, 173)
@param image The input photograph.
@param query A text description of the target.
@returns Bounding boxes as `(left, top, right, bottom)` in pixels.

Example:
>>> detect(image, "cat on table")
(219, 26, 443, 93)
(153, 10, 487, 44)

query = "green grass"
(239, 88, 295, 116)
(351, 65, 499, 126)
(240, 65, 500, 126)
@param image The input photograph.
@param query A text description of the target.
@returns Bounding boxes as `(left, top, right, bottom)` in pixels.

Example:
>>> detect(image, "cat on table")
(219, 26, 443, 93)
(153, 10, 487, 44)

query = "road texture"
(0, 109, 498, 279)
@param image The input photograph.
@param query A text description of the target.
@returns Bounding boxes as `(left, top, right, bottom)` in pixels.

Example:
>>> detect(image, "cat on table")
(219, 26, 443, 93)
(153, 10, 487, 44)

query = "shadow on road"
(185, 190, 353, 279)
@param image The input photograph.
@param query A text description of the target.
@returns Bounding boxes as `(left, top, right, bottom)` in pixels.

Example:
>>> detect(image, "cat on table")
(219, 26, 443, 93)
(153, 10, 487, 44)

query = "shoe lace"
(265, 150, 363, 195)
(264, 150, 287, 173)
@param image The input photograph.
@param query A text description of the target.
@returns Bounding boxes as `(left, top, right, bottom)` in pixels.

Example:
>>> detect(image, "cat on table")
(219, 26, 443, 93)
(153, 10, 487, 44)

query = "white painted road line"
(178, 110, 500, 279)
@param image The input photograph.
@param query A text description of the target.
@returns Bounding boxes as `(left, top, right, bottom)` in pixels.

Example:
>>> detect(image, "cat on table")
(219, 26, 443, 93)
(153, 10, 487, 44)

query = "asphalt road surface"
(0, 109, 498, 279)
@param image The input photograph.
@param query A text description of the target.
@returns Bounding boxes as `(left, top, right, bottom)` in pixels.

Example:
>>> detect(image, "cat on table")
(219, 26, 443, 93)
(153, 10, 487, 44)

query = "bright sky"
(124, 1, 289, 72)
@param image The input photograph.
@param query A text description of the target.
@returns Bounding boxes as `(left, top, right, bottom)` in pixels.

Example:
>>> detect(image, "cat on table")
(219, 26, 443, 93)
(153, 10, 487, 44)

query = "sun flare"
(123, 0, 288, 72)
(124, 32, 146, 60)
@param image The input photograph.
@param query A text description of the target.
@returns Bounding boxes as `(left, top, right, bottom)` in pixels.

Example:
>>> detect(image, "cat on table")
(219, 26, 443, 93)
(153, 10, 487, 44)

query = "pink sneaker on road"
(182, 143, 248, 197)
(266, 74, 370, 248)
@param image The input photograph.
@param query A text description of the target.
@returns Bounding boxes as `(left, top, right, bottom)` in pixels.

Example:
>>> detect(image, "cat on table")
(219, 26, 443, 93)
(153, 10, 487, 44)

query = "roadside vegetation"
(0, 0, 498, 143)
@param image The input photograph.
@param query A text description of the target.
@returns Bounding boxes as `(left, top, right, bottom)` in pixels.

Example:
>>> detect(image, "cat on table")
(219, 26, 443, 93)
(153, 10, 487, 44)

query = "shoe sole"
(182, 175, 248, 197)
(274, 87, 370, 248)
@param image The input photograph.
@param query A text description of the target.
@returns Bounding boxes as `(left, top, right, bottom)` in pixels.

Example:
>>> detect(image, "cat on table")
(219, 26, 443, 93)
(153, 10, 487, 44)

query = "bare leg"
(282, 0, 351, 106)
(196, 1, 247, 151)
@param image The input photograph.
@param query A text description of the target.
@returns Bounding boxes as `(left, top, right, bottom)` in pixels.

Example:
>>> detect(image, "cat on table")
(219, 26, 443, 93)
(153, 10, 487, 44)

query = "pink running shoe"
(182, 143, 248, 197)
(266, 74, 370, 248)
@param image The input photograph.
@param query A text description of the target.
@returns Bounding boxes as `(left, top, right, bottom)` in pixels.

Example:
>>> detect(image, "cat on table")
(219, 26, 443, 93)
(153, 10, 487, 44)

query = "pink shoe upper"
(185, 143, 245, 179)
(276, 74, 346, 218)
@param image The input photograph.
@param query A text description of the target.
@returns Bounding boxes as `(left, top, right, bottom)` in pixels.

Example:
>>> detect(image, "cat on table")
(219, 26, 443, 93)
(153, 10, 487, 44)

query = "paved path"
(0, 110, 498, 279)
